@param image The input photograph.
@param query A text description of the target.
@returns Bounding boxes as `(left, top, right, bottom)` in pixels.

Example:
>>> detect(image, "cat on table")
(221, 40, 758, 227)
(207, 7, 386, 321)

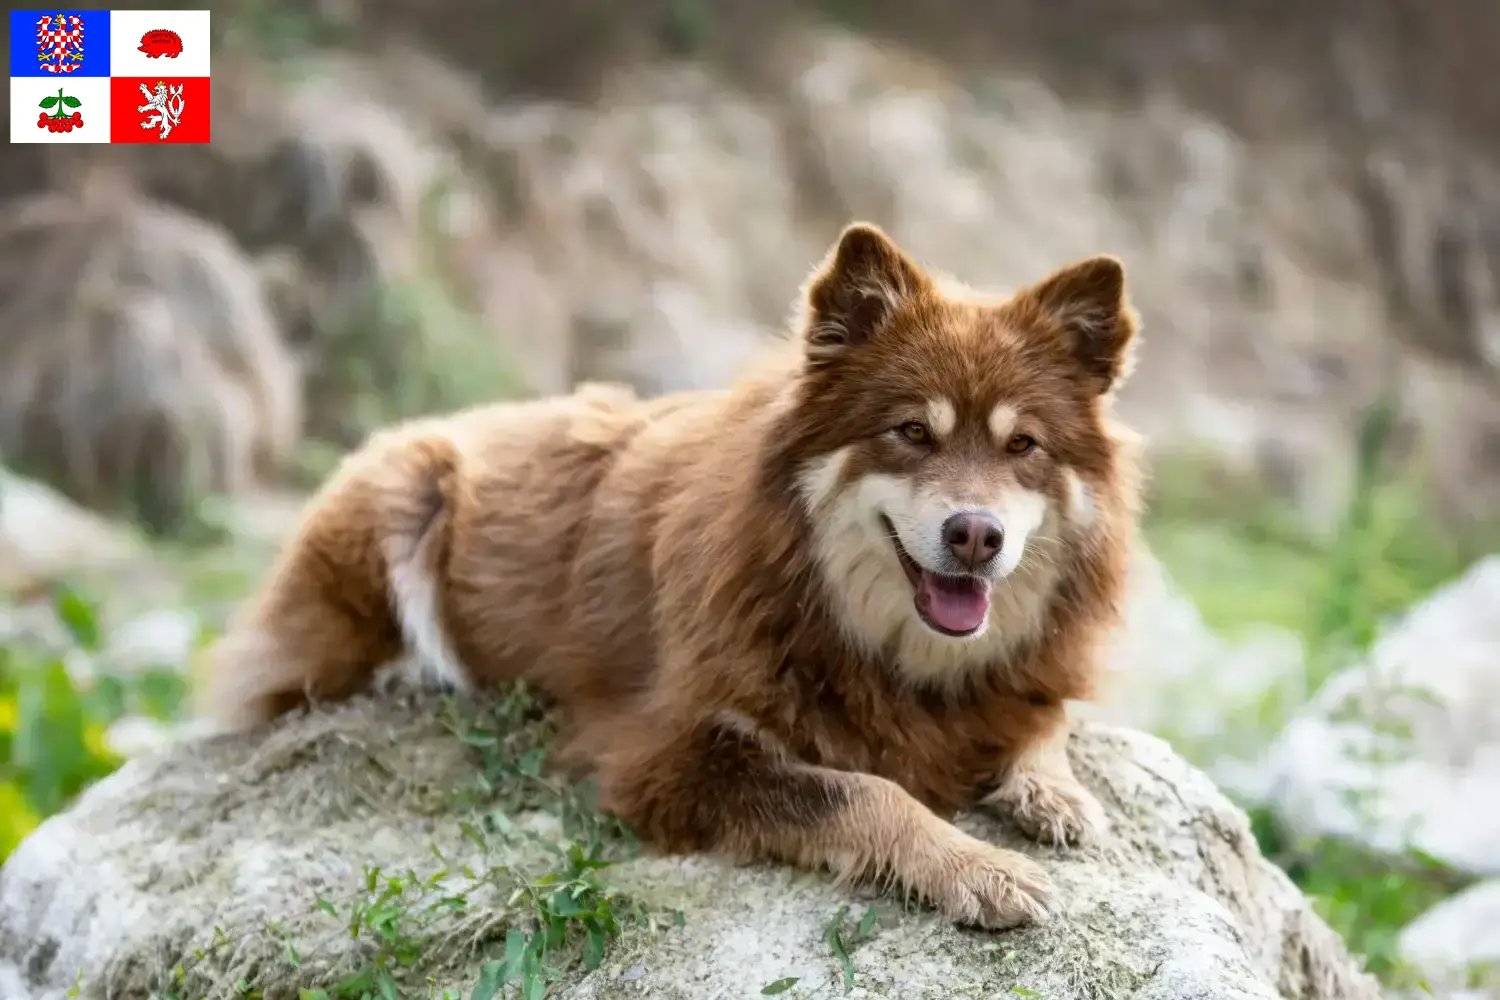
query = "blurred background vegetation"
(3, 0, 1500, 992)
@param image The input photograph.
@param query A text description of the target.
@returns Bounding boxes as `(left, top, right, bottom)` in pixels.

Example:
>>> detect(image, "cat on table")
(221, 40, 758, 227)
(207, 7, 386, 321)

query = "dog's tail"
(197, 427, 462, 730)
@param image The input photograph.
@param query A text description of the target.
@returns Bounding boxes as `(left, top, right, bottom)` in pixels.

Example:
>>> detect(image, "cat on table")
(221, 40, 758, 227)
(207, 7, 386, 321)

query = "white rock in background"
(1399, 879, 1500, 993)
(1261, 556, 1500, 876)
(1083, 544, 1307, 798)
(101, 716, 179, 759)
(0, 468, 143, 581)
(103, 608, 202, 676)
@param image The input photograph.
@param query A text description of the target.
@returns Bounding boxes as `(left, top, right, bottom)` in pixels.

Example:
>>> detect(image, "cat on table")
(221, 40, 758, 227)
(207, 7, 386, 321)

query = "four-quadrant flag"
(9, 9, 211, 144)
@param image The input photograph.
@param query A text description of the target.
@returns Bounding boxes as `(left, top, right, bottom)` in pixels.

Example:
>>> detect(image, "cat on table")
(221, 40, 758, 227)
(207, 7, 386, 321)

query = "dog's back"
(199, 382, 668, 727)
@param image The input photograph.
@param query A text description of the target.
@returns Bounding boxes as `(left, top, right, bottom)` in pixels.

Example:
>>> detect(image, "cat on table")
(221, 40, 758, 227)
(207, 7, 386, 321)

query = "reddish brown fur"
(203, 223, 1143, 929)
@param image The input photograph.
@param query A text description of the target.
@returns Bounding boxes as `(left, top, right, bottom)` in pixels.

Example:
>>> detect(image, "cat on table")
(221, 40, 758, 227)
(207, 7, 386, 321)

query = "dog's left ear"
(800, 223, 928, 367)
(1014, 255, 1139, 396)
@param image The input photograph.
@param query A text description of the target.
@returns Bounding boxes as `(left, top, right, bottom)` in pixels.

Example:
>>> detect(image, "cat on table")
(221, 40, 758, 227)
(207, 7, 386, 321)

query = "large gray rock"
(0, 690, 1380, 1000)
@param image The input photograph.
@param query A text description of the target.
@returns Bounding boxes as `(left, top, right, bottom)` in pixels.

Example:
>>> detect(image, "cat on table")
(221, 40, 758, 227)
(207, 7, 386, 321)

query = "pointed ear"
(1015, 254, 1139, 395)
(800, 223, 928, 365)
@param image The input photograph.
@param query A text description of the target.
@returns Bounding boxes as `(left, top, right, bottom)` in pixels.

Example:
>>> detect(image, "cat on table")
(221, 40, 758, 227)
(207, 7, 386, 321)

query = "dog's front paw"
(923, 838, 1054, 930)
(984, 772, 1108, 848)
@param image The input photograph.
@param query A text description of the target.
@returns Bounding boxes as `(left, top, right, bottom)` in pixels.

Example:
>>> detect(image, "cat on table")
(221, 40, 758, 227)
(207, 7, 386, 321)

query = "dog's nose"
(942, 512, 1004, 568)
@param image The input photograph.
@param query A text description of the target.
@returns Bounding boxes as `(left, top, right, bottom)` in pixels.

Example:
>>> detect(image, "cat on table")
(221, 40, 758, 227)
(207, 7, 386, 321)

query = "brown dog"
(204, 222, 1144, 929)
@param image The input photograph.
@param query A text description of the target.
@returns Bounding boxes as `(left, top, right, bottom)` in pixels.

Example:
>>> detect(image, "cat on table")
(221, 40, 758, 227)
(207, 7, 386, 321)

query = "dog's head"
(782, 223, 1139, 676)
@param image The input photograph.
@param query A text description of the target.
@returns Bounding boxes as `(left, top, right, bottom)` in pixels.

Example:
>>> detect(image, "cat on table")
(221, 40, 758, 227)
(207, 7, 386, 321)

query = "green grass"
(1145, 459, 1479, 658)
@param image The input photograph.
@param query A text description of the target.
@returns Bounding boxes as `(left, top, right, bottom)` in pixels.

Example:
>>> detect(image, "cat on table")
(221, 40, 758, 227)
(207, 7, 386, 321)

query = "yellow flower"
(0, 783, 39, 860)
(83, 723, 121, 766)
(0, 695, 16, 732)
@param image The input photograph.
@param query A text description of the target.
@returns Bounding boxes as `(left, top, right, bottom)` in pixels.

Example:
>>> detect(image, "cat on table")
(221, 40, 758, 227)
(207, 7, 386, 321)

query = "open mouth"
(879, 515, 992, 638)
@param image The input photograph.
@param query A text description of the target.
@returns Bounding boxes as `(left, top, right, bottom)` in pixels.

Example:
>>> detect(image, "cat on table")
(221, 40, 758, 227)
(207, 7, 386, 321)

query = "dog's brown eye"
(1006, 434, 1036, 455)
(898, 421, 930, 445)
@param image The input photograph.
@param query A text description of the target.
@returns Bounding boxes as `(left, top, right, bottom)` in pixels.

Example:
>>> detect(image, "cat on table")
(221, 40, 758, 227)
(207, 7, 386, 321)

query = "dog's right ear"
(800, 223, 927, 365)
(1009, 254, 1139, 397)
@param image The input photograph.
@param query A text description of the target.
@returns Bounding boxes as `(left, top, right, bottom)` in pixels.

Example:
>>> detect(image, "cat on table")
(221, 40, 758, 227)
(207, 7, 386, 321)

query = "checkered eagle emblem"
(35, 13, 85, 75)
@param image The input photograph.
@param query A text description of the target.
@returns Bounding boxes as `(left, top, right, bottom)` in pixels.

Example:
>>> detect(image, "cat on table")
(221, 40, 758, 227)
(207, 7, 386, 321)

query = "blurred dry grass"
(1, 0, 1496, 531)
(249, 0, 1500, 142)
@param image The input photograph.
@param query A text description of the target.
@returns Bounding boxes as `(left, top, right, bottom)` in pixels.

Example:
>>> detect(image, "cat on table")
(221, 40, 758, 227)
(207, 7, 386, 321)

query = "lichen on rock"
(0, 686, 1381, 1000)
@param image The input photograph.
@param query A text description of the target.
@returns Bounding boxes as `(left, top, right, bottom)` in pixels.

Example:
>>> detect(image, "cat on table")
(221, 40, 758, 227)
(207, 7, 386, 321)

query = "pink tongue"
(917, 572, 991, 633)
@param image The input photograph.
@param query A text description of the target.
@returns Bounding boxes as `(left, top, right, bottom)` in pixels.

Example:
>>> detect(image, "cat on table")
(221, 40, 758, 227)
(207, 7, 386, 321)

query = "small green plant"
(446, 684, 636, 861)
(467, 842, 645, 1000)
(824, 904, 881, 994)
(0, 584, 188, 861)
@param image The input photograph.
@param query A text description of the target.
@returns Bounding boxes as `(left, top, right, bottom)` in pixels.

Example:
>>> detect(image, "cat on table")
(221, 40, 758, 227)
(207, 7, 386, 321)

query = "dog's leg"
(600, 711, 1054, 929)
(982, 720, 1107, 847)
(198, 432, 459, 729)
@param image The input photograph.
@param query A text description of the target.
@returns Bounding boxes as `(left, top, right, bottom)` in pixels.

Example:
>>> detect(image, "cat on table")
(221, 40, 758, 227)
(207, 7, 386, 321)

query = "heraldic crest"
(35, 13, 85, 75)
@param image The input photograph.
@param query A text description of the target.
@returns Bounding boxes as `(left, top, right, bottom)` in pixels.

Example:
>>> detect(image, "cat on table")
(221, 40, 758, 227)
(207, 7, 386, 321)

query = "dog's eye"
(1005, 434, 1036, 455)
(897, 421, 931, 445)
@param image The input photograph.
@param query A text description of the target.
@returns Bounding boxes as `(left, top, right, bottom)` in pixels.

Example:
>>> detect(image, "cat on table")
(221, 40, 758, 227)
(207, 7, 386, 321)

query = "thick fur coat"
(205, 223, 1144, 928)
